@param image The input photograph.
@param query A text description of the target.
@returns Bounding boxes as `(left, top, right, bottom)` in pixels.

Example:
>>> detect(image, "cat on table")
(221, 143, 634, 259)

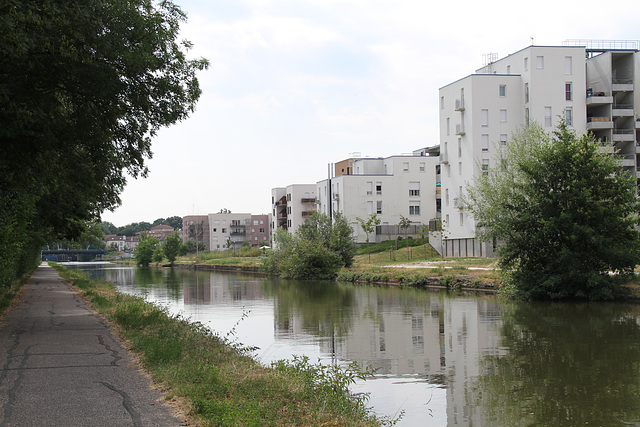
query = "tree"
(465, 122, 640, 300)
(356, 214, 380, 262)
(165, 216, 183, 230)
(330, 213, 357, 268)
(135, 234, 160, 267)
(399, 215, 412, 259)
(0, 0, 207, 285)
(163, 232, 183, 266)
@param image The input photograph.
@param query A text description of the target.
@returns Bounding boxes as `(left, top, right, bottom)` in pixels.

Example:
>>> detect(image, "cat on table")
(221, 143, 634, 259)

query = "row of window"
(365, 201, 421, 216)
(212, 227, 266, 234)
(365, 182, 421, 197)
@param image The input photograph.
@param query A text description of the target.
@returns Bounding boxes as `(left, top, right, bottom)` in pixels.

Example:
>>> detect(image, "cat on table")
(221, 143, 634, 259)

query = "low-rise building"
(182, 215, 210, 250)
(271, 184, 317, 238)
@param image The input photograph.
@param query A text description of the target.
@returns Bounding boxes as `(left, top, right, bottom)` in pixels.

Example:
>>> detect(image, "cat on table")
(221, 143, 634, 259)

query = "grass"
(51, 263, 395, 426)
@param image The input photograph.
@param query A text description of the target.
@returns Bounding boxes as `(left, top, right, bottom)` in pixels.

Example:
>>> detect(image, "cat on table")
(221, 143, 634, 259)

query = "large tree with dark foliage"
(0, 0, 208, 286)
(465, 122, 640, 300)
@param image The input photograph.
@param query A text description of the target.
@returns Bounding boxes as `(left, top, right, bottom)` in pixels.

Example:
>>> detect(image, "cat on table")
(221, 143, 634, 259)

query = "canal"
(73, 263, 640, 426)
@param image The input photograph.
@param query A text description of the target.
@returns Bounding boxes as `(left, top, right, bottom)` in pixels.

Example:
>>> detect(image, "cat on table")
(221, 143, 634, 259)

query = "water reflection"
(470, 302, 640, 427)
(74, 264, 640, 426)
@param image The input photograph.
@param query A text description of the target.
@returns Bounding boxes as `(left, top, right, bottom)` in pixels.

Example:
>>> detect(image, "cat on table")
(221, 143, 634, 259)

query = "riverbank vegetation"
(52, 264, 392, 426)
(466, 122, 640, 300)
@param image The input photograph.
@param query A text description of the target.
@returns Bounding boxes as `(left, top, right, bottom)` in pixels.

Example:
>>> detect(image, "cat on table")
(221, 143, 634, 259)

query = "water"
(73, 263, 640, 426)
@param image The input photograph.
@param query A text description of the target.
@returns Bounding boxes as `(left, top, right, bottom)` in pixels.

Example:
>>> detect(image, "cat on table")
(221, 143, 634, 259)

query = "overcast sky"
(101, 0, 640, 226)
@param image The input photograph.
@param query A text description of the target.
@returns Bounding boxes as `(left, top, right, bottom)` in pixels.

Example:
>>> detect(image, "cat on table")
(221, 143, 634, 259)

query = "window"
(460, 212, 464, 226)
(367, 201, 373, 215)
(500, 134, 507, 146)
(409, 182, 420, 197)
(376, 201, 382, 214)
(524, 57, 528, 70)
(536, 56, 544, 69)
(525, 83, 529, 103)
(213, 236, 218, 242)
(212, 228, 217, 232)
(525, 108, 530, 126)
(506, 65, 511, 74)
(565, 82, 572, 101)
(409, 202, 420, 216)
(446, 117, 450, 135)
(259, 228, 265, 233)
(458, 138, 462, 157)
(482, 134, 489, 152)
(565, 56, 572, 75)
(376, 182, 382, 194)
(481, 109, 488, 127)
(565, 107, 573, 126)
(222, 228, 227, 234)
(419, 162, 425, 172)
(366, 181, 372, 195)
(545, 106, 552, 127)
(214, 220, 220, 225)
(458, 162, 462, 175)
(500, 109, 507, 123)
(446, 189, 450, 206)
(403, 163, 409, 172)
(499, 85, 506, 97)
(253, 220, 258, 225)
(482, 159, 489, 175)
(440, 96, 444, 109)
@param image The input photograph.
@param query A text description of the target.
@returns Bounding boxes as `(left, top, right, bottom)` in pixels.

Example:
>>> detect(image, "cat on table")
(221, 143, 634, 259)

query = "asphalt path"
(0, 263, 183, 426)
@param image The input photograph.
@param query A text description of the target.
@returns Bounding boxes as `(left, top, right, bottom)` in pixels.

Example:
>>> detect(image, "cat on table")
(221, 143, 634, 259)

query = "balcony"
(586, 95, 613, 105)
(614, 153, 635, 167)
(455, 98, 465, 111)
(613, 129, 635, 142)
(612, 104, 634, 117)
(586, 117, 613, 130)
(439, 153, 449, 164)
(301, 198, 316, 204)
(612, 79, 634, 92)
(455, 124, 465, 135)
(230, 230, 246, 236)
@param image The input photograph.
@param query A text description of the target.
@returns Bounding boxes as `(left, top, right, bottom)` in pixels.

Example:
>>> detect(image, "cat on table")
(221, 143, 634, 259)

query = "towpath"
(0, 263, 183, 426)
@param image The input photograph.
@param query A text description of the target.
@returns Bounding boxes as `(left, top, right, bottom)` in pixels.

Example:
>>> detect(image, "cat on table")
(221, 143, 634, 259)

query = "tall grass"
(52, 264, 395, 426)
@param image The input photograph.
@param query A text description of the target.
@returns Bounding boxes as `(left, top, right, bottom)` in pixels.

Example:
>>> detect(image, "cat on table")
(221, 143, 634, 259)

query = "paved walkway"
(0, 264, 183, 426)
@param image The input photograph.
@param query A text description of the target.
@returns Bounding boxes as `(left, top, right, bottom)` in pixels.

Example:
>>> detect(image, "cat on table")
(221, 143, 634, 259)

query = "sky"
(101, 0, 640, 226)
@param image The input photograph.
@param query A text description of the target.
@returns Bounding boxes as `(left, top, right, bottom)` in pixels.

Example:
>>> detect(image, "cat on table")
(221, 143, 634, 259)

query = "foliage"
(357, 213, 381, 262)
(465, 122, 640, 300)
(262, 214, 355, 279)
(181, 238, 206, 255)
(162, 232, 182, 265)
(0, 0, 207, 286)
(135, 234, 160, 267)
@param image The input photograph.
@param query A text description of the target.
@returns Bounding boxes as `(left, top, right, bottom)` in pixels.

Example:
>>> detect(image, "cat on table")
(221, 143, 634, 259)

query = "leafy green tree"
(100, 222, 118, 235)
(152, 246, 165, 264)
(465, 122, 640, 300)
(135, 234, 159, 267)
(331, 213, 356, 268)
(0, 0, 207, 285)
(165, 216, 183, 230)
(356, 214, 381, 262)
(162, 232, 183, 266)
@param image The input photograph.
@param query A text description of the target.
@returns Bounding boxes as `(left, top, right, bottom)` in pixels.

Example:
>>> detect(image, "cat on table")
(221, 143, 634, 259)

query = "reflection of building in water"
(444, 297, 503, 426)
(182, 273, 263, 304)
(272, 288, 503, 425)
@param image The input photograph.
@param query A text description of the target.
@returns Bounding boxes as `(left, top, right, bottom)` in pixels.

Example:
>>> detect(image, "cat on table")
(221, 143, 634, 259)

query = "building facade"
(316, 153, 439, 244)
(182, 215, 211, 250)
(271, 184, 317, 239)
(439, 41, 640, 256)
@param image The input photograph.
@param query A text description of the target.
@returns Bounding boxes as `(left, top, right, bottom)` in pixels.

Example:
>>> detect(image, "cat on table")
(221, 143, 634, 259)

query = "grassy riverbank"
(51, 264, 393, 426)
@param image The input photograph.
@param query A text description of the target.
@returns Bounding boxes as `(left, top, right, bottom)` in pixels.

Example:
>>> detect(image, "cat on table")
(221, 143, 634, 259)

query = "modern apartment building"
(316, 152, 439, 244)
(439, 40, 640, 256)
(271, 184, 317, 238)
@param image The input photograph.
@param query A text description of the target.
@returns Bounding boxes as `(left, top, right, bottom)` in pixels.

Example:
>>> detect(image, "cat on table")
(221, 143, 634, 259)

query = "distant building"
(249, 214, 270, 247)
(146, 224, 174, 242)
(182, 215, 210, 250)
(104, 235, 139, 252)
(316, 150, 439, 244)
(271, 184, 317, 238)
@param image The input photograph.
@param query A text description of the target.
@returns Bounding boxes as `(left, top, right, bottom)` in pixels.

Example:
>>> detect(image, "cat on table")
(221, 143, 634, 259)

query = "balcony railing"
(301, 198, 316, 204)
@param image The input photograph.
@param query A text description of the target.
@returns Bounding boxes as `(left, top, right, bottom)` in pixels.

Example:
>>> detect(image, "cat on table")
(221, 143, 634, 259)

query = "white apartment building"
(271, 184, 317, 239)
(316, 153, 439, 244)
(439, 41, 640, 256)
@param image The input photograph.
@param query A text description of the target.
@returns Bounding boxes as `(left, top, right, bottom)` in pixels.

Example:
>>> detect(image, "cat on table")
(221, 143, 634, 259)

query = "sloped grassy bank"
(51, 264, 393, 426)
